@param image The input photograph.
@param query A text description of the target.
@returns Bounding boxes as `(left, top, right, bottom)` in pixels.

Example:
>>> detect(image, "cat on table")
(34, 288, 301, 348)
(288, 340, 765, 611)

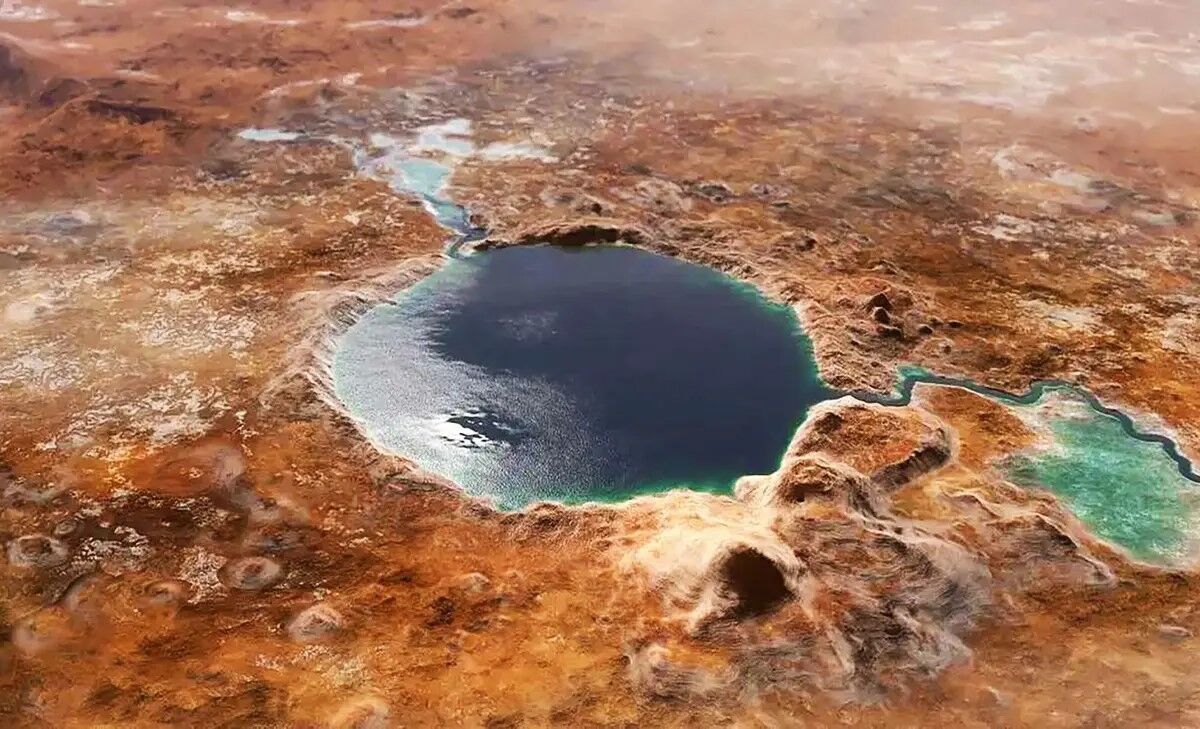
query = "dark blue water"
(333, 244, 831, 509)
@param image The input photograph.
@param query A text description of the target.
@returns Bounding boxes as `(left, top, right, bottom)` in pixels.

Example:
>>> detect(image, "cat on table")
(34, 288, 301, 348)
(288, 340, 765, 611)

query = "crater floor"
(1, 0, 1200, 727)
(334, 244, 828, 510)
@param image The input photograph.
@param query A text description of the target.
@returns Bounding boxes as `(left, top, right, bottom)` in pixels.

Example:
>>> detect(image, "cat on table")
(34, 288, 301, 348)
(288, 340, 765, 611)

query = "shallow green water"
(1005, 397, 1197, 564)
(864, 368, 1198, 566)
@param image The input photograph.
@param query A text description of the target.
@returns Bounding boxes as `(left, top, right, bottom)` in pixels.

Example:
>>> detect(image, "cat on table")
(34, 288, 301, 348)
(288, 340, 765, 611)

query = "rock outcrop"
(624, 493, 809, 633)
(621, 399, 989, 697)
(476, 217, 653, 250)
(0, 39, 88, 107)
(734, 452, 878, 514)
(787, 398, 955, 489)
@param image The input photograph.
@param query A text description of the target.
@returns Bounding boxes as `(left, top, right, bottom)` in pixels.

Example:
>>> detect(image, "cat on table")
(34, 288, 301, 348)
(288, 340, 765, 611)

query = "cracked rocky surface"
(2, 0, 1199, 726)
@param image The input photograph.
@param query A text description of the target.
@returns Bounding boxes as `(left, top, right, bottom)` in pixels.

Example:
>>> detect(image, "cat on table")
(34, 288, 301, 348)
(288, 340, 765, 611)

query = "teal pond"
(1004, 394, 1200, 566)
(872, 368, 1200, 566)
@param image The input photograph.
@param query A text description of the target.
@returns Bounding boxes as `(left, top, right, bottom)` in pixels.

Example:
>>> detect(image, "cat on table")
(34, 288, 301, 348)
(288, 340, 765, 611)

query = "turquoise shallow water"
(862, 367, 1200, 566)
(1005, 397, 1198, 564)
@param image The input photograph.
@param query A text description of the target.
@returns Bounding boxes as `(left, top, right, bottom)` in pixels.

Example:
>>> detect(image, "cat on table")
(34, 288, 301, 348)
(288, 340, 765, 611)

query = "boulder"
(866, 292, 893, 311)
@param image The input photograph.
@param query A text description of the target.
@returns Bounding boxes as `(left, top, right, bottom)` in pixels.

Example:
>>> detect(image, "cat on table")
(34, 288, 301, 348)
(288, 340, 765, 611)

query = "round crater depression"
(333, 245, 832, 509)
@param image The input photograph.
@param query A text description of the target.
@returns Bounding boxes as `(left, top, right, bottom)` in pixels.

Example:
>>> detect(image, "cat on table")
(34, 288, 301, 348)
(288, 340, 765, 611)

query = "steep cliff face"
(0, 41, 36, 100)
(785, 398, 955, 490)
(617, 397, 1127, 700)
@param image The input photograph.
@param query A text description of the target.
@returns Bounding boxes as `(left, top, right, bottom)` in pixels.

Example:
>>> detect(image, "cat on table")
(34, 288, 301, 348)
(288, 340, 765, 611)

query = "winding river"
(242, 121, 1199, 563)
(854, 365, 1199, 484)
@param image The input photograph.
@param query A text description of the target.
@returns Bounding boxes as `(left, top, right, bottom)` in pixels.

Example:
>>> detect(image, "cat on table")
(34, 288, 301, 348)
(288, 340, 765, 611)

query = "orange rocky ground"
(1, 0, 1199, 726)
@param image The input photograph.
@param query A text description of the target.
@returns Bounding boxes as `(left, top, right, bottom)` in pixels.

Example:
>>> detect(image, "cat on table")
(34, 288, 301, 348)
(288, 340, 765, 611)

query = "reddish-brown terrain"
(1, 0, 1199, 726)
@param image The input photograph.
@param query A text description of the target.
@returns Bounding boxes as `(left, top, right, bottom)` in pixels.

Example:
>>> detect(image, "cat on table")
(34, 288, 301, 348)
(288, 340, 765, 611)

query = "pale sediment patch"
(1160, 312, 1198, 355)
(1016, 299, 1102, 333)
(346, 16, 428, 30)
(0, 1, 56, 21)
(972, 213, 1036, 242)
(478, 141, 558, 162)
(237, 128, 303, 142)
(1132, 209, 1178, 227)
(172, 545, 222, 593)
(957, 12, 1009, 32)
(222, 9, 304, 26)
